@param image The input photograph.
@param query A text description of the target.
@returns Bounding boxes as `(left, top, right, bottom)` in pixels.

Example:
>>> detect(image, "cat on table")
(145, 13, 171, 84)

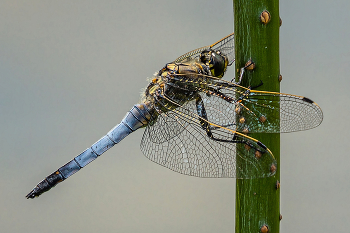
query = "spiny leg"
(231, 66, 246, 84)
(194, 93, 267, 157)
(195, 93, 239, 143)
(230, 64, 263, 89)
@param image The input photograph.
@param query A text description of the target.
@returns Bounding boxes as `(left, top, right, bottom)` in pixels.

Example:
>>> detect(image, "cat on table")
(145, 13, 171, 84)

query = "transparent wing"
(209, 33, 235, 65)
(168, 73, 323, 133)
(173, 45, 210, 64)
(237, 91, 323, 133)
(140, 96, 276, 179)
(143, 109, 189, 144)
(173, 33, 234, 64)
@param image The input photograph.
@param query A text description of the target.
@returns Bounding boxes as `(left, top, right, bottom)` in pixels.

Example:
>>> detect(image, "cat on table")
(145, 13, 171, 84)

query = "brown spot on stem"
(278, 74, 282, 82)
(276, 180, 280, 189)
(242, 127, 249, 134)
(260, 10, 271, 24)
(255, 150, 262, 159)
(260, 224, 269, 233)
(270, 164, 277, 173)
(245, 59, 255, 70)
(259, 115, 267, 123)
(239, 117, 245, 124)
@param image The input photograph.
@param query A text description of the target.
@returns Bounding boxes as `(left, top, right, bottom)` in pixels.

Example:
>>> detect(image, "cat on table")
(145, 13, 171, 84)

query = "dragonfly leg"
(195, 94, 210, 131)
(195, 94, 237, 142)
(230, 65, 263, 90)
(195, 94, 267, 155)
(231, 67, 246, 84)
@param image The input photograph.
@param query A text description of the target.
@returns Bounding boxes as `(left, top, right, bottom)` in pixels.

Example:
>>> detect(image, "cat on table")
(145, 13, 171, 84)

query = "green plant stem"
(234, 1, 280, 232)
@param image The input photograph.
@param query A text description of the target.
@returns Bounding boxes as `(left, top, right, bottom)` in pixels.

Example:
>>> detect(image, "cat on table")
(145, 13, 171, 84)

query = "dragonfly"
(26, 33, 323, 199)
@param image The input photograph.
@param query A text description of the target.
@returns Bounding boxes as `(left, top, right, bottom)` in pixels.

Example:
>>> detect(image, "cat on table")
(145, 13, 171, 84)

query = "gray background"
(1, 1, 348, 232)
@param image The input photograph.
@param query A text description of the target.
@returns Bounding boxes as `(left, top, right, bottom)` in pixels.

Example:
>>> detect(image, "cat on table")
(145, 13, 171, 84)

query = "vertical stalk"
(234, 1, 280, 233)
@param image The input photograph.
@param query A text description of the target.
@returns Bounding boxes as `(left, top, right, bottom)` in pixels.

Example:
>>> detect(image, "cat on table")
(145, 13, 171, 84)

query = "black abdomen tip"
(26, 171, 64, 199)
(26, 179, 51, 199)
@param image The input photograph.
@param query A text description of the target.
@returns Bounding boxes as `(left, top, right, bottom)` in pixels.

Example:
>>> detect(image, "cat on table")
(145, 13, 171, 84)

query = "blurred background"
(1, 1, 348, 232)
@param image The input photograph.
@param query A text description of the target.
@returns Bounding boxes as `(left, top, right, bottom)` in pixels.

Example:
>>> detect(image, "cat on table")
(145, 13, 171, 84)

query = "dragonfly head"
(200, 50, 228, 79)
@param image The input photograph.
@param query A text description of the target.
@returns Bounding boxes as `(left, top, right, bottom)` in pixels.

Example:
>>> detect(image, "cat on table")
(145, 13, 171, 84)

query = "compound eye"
(209, 52, 228, 78)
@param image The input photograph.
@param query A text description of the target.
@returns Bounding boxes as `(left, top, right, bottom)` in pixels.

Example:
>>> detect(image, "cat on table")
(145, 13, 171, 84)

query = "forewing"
(144, 111, 189, 144)
(168, 73, 323, 133)
(173, 45, 210, 63)
(140, 97, 276, 178)
(173, 33, 235, 64)
(209, 33, 235, 65)
(235, 91, 323, 133)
